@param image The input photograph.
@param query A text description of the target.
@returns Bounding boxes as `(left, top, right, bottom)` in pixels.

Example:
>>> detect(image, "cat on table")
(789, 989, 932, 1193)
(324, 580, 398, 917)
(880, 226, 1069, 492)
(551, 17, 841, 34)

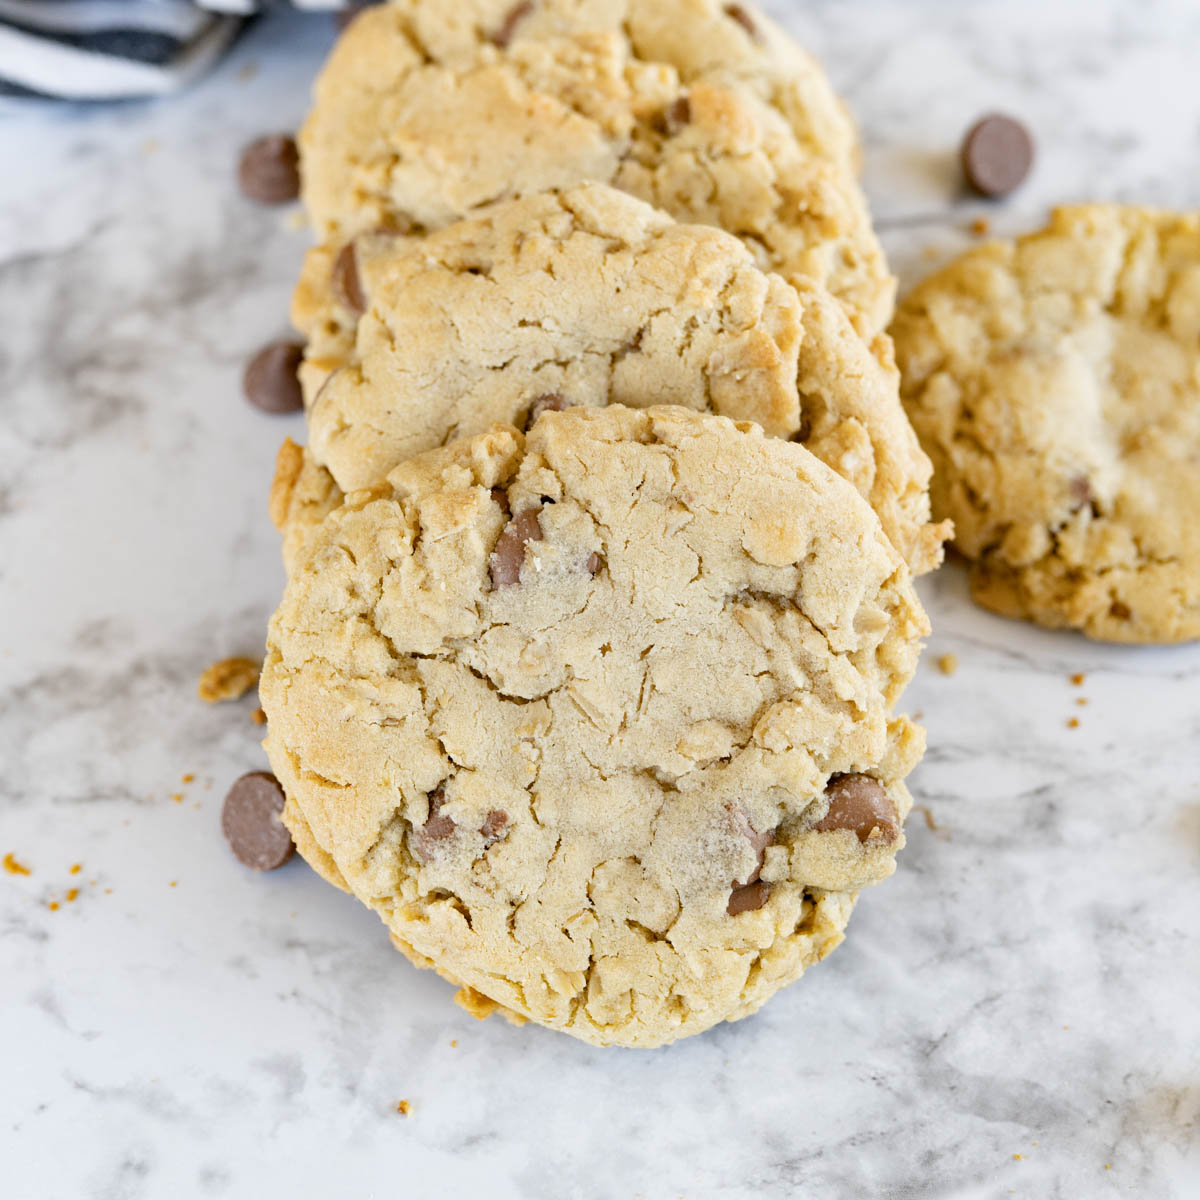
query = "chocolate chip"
(961, 115, 1034, 198)
(221, 772, 295, 871)
(243, 340, 305, 414)
(237, 134, 300, 206)
(727, 880, 770, 915)
(411, 788, 456, 861)
(815, 774, 898, 843)
(334, 2, 378, 32)
(492, 0, 532, 46)
(331, 242, 366, 314)
(656, 96, 691, 136)
(586, 551, 601, 575)
(525, 393, 566, 429)
(480, 810, 508, 841)
(724, 4, 757, 36)
(490, 507, 543, 588)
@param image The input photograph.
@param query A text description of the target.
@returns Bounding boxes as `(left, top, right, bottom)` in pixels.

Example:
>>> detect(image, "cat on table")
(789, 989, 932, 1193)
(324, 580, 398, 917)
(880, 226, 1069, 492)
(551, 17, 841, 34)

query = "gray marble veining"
(1, 3, 1198, 1197)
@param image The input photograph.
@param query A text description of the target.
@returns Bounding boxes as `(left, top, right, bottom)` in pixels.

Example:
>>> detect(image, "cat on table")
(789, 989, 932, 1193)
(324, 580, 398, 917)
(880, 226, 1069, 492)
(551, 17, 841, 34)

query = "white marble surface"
(2, 3, 1199, 1197)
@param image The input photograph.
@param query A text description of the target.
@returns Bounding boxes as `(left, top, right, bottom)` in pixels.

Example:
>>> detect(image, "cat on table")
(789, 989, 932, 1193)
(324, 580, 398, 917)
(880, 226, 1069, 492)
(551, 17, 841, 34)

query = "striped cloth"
(0, 1, 343, 99)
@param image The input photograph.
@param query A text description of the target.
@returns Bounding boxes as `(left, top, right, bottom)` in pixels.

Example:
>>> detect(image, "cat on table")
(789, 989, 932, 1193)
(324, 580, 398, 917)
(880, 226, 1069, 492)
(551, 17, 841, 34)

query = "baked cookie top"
(261, 405, 928, 1046)
(291, 184, 944, 576)
(893, 204, 1200, 643)
(295, 0, 892, 339)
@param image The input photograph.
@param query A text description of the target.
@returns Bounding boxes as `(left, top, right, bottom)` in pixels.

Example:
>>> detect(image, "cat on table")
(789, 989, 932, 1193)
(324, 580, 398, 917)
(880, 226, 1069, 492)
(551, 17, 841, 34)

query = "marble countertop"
(2, 3, 1198, 1197)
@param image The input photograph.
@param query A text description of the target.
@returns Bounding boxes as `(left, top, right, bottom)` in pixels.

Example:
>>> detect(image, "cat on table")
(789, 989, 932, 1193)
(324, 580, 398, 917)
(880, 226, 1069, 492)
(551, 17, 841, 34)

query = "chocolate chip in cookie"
(727, 881, 770, 915)
(490, 506, 543, 587)
(237, 134, 300, 206)
(525, 393, 567, 429)
(331, 242, 367, 314)
(243, 340, 305, 414)
(221, 772, 295, 870)
(816, 774, 898, 843)
(724, 5, 758, 37)
(961, 114, 1034, 198)
(491, 1, 532, 47)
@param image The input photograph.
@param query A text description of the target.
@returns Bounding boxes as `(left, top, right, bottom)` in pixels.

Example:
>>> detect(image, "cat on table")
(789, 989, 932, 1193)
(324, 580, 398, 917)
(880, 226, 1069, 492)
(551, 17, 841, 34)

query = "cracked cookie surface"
(295, 0, 892, 345)
(287, 184, 944, 576)
(261, 405, 928, 1047)
(893, 204, 1200, 643)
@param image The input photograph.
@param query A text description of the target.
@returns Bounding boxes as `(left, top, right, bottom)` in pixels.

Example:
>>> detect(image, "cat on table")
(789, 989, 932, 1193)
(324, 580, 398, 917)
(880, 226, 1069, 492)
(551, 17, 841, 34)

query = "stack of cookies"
(259, 0, 947, 1048)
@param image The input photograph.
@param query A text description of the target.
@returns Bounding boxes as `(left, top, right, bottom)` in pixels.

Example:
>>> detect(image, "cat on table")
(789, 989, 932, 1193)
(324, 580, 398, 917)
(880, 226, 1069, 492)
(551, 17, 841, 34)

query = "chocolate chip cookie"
(892, 204, 1200, 642)
(260, 405, 928, 1047)
(295, 0, 892, 346)
(285, 184, 945, 576)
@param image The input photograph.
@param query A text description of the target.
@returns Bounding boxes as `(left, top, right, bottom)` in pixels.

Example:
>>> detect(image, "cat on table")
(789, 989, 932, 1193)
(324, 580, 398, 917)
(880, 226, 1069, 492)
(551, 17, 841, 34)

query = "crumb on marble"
(936, 653, 958, 676)
(1067, 717, 1080, 729)
(450, 1040, 458, 1048)
(69, 863, 82, 875)
(970, 217, 990, 235)
(169, 880, 178, 888)
(65, 888, 79, 903)
(171, 793, 184, 804)
(395, 1100, 412, 1117)
(912, 710, 924, 721)
(1070, 673, 1086, 686)
(251, 707, 268, 726)
(197, 656, 261, 703)
(48, 900, 59, 911)
(182, 773, 195, 784)
(1075, 697, 1088, 707)
(3, 852, 31, 876)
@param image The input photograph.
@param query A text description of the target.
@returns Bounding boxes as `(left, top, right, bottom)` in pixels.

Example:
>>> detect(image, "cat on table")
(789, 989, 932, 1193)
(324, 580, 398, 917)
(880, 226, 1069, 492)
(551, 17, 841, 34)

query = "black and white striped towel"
(0, 1, 342, 100)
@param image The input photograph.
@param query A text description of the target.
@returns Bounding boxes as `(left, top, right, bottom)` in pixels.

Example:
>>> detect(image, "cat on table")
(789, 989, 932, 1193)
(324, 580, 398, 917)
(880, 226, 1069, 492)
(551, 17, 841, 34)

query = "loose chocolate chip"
(727, 880, 770, 915)
(331, 242, 366, 314)
(480, 810, 508, 841)
(525, 393, 566, 429)
(586, 551, 602, 575)
(724, 4, 757, 36)
(961, 114, 1034, 198)
(815, 774, 899, 843)
(221, 772, 295, 871)
(492, 0, 532, 46)
(490, 507, 543, 588)
(243, 340, 305, 414)
(237, 134, 300, 206)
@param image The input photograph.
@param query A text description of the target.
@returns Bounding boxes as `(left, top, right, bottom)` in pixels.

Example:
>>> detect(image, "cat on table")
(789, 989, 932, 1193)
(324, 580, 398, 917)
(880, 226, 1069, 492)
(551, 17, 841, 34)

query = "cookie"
(287, 184, 945, 576)
(892, 204, 1200, 643)
(294, 0, 892, 345)
(260, 404, 928, 1047)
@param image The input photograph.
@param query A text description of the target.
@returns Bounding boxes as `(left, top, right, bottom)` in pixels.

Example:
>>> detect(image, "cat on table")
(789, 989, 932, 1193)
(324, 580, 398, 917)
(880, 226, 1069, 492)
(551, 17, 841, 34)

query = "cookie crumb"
(169, 880, 178, 888)
(3, 852, 31, 876)
(198, 657, 261, 703)
(171, 793, 184, 804)
(251, 707, 268, 726)
(48, 900, 60, 911)
(395, 1100, 412, 1117)
(936, 653, 958, 676)
(65, 888, 79, 903)
(1013, 1153, 1023, 1161)
(69, 863, 82, 875)
(970, 217, 990, 235)
(450, 1040, 458, 1048)
(1067, 717, 1080, 729)
(1075, 697, 1088, 707)
(1070, 673, 1086, 686)
(182, 773, 195, 784)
